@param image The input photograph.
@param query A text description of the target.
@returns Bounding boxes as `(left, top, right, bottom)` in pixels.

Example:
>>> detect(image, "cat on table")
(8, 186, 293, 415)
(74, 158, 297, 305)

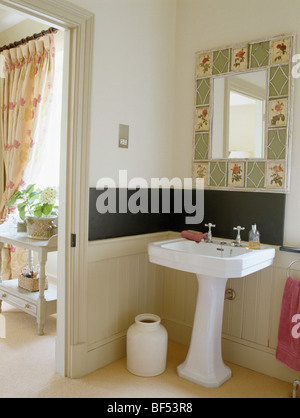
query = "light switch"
(119, 124, 129, 148)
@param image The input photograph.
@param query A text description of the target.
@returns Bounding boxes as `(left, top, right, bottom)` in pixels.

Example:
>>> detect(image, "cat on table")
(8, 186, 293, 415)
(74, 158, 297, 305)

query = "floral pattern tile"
(196, 107, 210, 131)
(232, 47, 248, 72)
(193, 163, 209, 186)
(228, 162, 245, 187)
(269, 99, 288, 127)
(197, 54, 212, 77)
(266, 161, 285, 189)
(271, 39, 290, 64)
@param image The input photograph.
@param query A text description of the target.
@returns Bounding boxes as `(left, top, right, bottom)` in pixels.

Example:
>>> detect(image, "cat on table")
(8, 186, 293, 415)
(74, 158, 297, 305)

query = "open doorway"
(0, 11, 64, 280)
(0, 0, 94, 379)
(0, 6, 64, 365)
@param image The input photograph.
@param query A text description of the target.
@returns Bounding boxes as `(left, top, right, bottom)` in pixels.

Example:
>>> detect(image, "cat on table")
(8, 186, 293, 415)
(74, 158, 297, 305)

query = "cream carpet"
(0, 302, 296, 398)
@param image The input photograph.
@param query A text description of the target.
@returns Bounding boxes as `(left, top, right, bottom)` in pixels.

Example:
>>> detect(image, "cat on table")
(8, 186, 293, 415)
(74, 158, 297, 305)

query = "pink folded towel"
(181, 230, 208, 242)
(275, 276, 300, 372)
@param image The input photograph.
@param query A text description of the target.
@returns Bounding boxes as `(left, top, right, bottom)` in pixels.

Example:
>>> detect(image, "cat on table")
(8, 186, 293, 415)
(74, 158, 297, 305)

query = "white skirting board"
(70, 318, 300, 383)
(70, 336, 126, 379)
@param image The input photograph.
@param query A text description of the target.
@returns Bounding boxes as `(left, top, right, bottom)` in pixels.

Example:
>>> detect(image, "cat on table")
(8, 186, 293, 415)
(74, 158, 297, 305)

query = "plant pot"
(25, 216, 58, 240)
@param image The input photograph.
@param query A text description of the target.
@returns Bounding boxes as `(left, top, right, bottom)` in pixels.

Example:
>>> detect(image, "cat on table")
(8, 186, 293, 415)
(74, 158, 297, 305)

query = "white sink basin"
(148, 238, 275, 278)
(148, 237, 275, 388)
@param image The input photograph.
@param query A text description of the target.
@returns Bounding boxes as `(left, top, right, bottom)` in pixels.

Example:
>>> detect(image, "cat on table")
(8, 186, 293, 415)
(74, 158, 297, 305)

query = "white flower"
(40, 187, 58, 205)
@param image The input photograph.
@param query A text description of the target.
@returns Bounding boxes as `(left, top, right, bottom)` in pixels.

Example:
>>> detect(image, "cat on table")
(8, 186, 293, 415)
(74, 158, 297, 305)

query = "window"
(22, 31, 64, 189)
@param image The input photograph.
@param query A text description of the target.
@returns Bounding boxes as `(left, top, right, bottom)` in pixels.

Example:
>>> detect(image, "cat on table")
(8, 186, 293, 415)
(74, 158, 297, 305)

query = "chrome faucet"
(205, 223, 216, 243)
(233, 226, 245, 246)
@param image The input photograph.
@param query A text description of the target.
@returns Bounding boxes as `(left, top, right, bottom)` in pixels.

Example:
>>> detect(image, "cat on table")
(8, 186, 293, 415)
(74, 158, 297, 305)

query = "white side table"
(0, 227, 58, 335)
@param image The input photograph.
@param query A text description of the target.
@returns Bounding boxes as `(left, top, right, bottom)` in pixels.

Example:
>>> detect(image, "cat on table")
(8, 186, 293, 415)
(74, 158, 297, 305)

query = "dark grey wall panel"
(89, 188, 286, 245)
(89, 189, 170, 240)
(172, 190, 286, 245)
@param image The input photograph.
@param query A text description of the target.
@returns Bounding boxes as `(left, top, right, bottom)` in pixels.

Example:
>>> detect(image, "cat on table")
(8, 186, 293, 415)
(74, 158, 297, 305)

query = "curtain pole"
(0, 27, 58, 53)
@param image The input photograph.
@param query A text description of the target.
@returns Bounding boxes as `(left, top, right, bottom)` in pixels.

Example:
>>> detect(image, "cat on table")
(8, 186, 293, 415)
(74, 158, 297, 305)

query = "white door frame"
(0, 0, 94, 377)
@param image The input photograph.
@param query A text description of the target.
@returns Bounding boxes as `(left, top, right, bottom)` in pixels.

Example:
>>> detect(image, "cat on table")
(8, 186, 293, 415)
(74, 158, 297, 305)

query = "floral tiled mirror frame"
(193, 34, 295, 193)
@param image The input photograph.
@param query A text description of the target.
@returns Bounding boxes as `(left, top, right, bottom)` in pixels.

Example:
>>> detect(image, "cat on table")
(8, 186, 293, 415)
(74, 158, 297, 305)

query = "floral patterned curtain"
(0, 34, 55, 218)
(0, 34, 56, 280)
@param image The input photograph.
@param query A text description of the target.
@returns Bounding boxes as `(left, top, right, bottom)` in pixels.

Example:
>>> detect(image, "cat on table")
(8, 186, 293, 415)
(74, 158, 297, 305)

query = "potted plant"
(8, 184, 58, 240)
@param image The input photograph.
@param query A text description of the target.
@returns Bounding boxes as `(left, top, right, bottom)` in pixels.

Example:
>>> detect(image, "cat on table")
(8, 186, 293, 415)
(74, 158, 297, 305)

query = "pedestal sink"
(148, 238, 275, 388)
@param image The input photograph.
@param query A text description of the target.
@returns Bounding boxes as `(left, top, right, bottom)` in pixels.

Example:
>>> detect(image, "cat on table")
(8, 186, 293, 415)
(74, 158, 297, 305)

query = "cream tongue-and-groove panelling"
(85, 232, 167, 376)
(86, 232, 299, 383)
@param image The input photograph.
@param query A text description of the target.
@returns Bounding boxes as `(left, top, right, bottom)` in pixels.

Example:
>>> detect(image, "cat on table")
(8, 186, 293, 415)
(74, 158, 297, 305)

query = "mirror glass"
(211, 70, 267, 159)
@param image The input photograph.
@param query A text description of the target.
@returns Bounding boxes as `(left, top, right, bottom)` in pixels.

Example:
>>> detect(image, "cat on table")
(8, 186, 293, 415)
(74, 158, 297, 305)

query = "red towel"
(275, 277, 300, 372)
(181, 230, 208, 242)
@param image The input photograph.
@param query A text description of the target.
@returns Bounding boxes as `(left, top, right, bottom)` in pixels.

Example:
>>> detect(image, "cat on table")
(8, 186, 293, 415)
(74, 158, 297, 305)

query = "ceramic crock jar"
(126, 313, 168, 377)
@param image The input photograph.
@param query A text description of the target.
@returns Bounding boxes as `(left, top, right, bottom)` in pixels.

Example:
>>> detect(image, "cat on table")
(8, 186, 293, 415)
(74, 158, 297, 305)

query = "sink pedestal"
(177, 274, 231, 388)
(148, 238, 275, 387)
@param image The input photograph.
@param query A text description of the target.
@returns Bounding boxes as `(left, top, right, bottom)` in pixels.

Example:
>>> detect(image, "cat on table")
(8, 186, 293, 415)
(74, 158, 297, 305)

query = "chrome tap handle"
(233, 226, 245, 245)
(205, 223, 216, 242)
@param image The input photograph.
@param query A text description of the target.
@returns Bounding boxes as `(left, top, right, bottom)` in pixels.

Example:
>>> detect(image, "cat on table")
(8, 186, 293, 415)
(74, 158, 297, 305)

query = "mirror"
(212, 70, 267, 159)
(193, 34, 294, 192)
